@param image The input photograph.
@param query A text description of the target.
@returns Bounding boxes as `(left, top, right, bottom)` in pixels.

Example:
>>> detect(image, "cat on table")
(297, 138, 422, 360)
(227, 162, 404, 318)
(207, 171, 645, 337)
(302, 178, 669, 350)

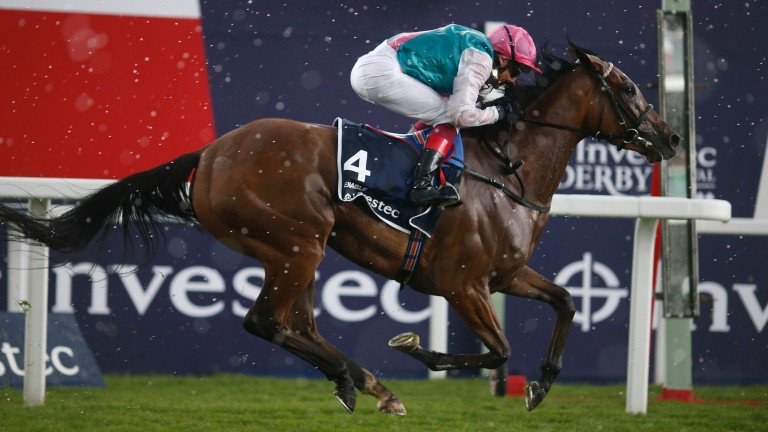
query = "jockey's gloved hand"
(496, 101, 521, 122)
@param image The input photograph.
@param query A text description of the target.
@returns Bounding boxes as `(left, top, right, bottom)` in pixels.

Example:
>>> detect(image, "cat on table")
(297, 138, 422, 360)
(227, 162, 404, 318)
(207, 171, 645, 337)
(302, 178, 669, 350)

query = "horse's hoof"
(377, 396, 407, 416)
(388, 332, 420, 352)
(334, 389, 356, 414)
(524, 381, 545, 411)
(334, 377, 357, 414)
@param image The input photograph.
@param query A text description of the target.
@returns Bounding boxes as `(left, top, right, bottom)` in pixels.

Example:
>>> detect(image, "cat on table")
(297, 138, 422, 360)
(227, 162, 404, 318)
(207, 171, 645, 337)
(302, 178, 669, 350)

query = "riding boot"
(409, 149, 461, 207)
(409, 123, 461, 207)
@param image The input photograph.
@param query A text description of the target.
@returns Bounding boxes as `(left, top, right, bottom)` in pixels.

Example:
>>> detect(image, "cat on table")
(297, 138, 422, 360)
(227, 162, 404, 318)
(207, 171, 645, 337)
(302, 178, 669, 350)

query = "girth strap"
(396, 228, 428, 287)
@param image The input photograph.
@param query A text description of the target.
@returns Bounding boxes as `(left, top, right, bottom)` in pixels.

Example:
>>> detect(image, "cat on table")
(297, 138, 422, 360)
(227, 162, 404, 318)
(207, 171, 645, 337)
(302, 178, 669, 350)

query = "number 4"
(343, 150, 372, 182)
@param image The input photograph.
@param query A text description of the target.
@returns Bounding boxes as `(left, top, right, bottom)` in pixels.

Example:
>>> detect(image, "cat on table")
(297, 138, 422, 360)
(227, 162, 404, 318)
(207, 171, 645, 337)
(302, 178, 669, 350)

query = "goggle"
(504, 62, 523, 78)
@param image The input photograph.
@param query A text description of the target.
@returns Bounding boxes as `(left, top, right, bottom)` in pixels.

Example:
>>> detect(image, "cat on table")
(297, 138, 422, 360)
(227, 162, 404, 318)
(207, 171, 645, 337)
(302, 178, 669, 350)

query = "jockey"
(350, 23, 541, 207)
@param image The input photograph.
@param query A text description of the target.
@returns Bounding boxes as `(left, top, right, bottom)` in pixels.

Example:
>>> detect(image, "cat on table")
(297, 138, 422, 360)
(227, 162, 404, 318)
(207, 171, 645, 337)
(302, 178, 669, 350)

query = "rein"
(463, 121, 551, 213)
(463, 158, 551, 213)
(465, 60, 656, 213)
(517, 63, 654, 148)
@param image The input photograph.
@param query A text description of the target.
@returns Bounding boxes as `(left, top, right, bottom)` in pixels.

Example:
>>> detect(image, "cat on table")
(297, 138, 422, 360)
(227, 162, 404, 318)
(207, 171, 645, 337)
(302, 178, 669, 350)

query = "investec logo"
(45, 259, 628, 330)
(555, 252, 628, 332)
(559, 139, 653, 195)
(48, 264, 429, 324)
(560, 139, 719, 196)
(0, 342, 80, 378)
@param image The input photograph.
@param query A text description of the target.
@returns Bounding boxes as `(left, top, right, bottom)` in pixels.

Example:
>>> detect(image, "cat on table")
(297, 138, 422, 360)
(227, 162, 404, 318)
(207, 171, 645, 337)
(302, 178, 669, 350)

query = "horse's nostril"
(670, 134, 682, 148)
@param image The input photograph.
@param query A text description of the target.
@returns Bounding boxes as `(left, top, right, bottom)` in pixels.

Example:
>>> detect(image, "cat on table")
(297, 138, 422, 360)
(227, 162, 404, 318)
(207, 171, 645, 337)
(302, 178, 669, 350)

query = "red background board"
(0, 9, 215, 179)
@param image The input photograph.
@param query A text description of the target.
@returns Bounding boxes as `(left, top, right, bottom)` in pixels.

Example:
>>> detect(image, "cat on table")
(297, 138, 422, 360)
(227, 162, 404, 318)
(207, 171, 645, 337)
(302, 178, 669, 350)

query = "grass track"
(1, 375, 766, 431)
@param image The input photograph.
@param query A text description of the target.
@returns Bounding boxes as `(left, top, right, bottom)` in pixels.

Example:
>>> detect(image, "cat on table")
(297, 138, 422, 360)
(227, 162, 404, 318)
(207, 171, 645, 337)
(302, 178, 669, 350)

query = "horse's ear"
(581, 52, 609, 76)
(566, 36, 589, 63)
(565, 33, 580, 61)
(567, 37, 608, 76)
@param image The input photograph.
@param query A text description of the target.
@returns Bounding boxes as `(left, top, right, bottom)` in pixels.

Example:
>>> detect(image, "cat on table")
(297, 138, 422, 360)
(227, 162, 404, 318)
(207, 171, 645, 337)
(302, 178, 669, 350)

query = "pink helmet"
(488, 24, 542, 73)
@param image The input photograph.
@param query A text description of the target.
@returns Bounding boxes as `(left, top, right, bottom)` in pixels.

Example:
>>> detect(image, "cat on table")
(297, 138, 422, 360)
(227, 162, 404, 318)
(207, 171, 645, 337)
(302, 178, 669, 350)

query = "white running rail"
(1, 177, 732, 413)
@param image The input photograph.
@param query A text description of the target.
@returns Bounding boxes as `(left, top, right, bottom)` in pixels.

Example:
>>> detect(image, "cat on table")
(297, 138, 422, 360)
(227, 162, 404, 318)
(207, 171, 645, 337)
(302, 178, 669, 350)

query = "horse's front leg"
(500, 265, 575, 411)
(389, 288, 511, 371)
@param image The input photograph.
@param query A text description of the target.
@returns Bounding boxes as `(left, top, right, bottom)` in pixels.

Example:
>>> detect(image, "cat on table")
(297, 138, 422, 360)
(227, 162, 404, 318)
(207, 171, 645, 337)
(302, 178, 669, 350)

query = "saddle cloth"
(334, 118, 463, 237)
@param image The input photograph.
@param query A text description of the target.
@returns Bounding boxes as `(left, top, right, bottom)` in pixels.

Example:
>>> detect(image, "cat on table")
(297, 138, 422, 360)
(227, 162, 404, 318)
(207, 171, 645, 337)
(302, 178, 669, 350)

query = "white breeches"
(350, 41, 453, 126)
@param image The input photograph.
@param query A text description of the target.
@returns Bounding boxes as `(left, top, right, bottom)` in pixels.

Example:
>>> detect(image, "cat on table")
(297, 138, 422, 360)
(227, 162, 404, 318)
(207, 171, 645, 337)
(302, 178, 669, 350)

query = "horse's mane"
(467, 38, 597, 136)
(509, 41, 579, 109)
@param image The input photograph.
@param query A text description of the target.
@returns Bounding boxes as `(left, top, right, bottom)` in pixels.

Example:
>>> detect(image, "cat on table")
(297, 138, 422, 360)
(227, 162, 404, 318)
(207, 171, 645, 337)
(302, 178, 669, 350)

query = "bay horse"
(0, 41, 678, 415)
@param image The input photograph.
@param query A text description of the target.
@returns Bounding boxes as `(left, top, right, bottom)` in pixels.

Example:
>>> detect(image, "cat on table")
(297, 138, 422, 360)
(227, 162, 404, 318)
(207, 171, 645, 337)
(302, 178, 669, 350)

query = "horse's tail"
(0, 151, 201, 259)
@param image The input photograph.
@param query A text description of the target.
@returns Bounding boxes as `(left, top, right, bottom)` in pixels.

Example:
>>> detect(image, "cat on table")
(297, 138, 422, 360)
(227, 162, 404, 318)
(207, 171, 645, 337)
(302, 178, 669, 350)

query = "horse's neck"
(510, 75, 594, 204)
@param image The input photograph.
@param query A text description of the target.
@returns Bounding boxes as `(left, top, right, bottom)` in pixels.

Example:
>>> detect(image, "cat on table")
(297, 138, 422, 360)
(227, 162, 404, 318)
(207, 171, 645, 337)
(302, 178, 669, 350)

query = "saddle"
(334, 118, 463, 237)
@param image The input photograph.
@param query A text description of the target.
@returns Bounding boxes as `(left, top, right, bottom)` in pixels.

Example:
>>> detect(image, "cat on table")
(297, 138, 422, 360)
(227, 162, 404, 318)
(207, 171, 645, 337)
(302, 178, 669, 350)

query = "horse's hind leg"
(316, 336, 406, 415)
(241, 250, 359, 413)
(289, 283, 407, 415)
(500, 266, 575, 411)
(359, 369, 407, 415)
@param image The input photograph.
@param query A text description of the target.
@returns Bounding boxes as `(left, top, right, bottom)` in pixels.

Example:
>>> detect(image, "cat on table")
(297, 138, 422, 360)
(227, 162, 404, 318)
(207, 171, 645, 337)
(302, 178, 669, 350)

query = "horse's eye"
(624, 84, 637, 97)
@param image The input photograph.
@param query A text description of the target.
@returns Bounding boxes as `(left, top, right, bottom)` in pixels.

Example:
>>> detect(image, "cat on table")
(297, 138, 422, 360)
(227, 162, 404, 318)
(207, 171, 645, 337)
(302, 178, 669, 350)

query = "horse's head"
(568, 41, 680, 163)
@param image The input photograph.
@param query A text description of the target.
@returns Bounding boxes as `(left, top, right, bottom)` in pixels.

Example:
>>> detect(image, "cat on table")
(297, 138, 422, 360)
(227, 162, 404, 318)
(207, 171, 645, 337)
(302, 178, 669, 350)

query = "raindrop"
(255, 91, 270, 105)
(232, 9, 247, 21)
(75, 93, 95, 112)
(523, 319, 538, 332)
(167, 237, 188, 258)
(300, 70, 322, 90)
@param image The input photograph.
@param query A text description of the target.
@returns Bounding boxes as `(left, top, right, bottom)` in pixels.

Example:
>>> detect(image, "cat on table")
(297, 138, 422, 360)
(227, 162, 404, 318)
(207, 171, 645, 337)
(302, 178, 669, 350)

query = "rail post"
(21, 198, 50, 407)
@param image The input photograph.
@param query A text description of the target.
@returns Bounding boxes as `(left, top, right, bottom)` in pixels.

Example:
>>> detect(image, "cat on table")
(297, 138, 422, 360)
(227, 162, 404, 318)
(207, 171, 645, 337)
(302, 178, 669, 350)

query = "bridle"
(465, 59, 656, 213)
(519, 61, 655, 150)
